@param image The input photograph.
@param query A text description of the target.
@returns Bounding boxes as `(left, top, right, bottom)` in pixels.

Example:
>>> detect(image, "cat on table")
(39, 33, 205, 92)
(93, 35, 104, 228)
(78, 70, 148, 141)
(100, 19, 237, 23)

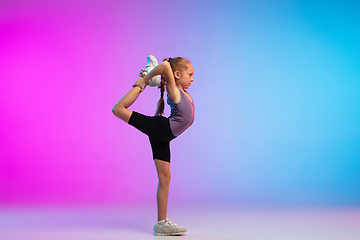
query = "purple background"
(1, 0, 359, 208)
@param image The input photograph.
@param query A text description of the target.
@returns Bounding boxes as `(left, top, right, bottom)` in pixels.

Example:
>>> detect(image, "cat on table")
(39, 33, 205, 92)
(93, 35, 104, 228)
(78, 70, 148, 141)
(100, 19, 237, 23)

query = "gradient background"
(1, 0, 359, 208)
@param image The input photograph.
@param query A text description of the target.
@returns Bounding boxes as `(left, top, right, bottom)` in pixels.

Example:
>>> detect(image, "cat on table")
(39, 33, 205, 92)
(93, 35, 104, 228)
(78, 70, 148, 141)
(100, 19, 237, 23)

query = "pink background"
(1, 0, 359, 207)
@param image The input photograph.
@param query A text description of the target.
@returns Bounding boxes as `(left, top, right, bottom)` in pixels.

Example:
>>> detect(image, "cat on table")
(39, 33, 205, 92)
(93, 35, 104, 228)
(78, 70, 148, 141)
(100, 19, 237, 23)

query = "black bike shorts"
(128, 111, 176, 162)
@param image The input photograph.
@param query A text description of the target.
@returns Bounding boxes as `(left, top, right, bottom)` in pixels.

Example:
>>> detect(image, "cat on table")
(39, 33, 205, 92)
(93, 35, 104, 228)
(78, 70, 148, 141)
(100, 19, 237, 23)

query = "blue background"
(0, 0, 359, 207)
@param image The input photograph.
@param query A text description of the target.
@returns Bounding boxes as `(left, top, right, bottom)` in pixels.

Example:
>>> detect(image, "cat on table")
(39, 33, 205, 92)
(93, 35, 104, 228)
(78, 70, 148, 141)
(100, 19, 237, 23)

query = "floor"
(0, 205, 359, 240)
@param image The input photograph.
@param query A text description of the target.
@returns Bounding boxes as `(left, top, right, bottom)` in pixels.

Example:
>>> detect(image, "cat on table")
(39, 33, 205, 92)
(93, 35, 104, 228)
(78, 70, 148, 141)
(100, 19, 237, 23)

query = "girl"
(112, 56, 195, 236)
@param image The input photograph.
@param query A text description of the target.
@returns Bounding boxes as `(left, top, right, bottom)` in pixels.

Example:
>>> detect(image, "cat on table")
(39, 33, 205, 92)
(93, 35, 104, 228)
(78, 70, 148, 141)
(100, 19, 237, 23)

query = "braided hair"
(155, 57, 190, 116)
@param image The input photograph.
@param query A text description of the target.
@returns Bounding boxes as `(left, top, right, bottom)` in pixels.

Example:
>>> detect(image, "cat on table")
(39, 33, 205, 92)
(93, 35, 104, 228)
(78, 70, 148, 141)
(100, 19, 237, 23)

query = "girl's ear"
(174, 70, 181, 80)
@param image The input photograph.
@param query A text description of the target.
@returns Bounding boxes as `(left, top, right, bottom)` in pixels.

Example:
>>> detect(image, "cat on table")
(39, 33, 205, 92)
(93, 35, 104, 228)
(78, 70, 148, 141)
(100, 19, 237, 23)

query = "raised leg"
(154, 159, 171, 221)
(112, 86, 142, 123)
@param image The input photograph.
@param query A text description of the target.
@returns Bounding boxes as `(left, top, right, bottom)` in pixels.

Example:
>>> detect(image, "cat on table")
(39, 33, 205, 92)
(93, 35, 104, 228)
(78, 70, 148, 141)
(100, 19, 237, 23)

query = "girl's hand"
(134, 69, 147, 92)
(138, 68, 146, 78)
(133, 78, 146, 92)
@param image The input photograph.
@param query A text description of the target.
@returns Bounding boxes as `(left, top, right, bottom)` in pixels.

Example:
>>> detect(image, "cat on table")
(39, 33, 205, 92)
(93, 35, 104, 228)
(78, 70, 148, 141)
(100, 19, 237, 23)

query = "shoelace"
(165, 218, 178, 228)
(144, 62, 155, 74)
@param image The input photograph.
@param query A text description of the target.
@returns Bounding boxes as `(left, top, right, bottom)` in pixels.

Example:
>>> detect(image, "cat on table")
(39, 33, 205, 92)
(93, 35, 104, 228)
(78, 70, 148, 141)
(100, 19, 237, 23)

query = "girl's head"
(155, 57, 194, 116)
(168, 57, 194, 90)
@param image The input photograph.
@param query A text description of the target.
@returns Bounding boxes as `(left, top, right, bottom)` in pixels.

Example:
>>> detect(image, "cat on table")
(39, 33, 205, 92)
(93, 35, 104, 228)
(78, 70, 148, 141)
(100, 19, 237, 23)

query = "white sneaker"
(154, 217, 187, 236)
(143, 55, 161, 87)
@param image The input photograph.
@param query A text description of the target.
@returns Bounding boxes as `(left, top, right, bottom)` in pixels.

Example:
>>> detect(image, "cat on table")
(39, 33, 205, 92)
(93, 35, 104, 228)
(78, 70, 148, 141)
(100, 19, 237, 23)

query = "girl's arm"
(136, 61, 180, 103)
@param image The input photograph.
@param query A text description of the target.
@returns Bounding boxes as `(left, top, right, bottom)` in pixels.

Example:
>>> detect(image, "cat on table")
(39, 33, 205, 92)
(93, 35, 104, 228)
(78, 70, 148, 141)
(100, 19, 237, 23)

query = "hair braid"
(155, 57, 190, 116)
(155, 75, 166, 116)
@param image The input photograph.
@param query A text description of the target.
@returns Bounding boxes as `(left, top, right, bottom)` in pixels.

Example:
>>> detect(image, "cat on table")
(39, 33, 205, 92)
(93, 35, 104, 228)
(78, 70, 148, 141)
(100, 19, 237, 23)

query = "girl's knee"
(112, 103, 121, 116)
(159, 172, 171, 186)
(112, 103, 131, 122)
(112, 106, 118, 116)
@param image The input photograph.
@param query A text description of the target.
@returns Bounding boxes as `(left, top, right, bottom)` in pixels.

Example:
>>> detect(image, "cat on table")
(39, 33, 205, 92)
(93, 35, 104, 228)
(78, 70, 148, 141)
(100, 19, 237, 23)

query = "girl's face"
(176, 63, 194, 89)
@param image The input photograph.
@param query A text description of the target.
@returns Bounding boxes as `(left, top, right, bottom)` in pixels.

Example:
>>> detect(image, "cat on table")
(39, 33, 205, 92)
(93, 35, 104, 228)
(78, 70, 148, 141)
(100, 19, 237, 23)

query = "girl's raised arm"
(139, 61, 180, 103)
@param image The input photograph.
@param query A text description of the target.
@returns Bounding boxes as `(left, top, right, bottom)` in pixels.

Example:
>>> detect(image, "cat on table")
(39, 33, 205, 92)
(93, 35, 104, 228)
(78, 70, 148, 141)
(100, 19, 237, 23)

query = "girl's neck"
(176, 84, 185, 92)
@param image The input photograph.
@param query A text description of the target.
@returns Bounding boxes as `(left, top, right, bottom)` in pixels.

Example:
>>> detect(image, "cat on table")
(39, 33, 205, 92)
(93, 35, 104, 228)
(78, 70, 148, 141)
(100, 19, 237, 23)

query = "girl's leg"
(112, 86, 142, 123)
(154, 159, 171, 221)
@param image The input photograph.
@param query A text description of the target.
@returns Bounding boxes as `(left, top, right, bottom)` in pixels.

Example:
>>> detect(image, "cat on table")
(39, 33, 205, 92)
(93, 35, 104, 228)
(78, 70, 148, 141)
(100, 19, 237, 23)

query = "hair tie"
(168, 57, 173, 63)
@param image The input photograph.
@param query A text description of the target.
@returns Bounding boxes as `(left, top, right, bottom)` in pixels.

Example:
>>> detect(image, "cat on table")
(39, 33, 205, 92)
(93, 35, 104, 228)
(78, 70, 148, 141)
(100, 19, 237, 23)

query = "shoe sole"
(147, 55, 158, 65)
(144, 55, 161, 87)
(154, 232, 186, 236)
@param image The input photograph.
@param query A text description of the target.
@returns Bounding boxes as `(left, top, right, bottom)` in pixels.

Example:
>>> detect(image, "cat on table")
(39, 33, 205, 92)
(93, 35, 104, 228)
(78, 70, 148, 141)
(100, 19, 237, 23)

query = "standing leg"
(154, 159, 171, 221)
(112, 86, 142, 123)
